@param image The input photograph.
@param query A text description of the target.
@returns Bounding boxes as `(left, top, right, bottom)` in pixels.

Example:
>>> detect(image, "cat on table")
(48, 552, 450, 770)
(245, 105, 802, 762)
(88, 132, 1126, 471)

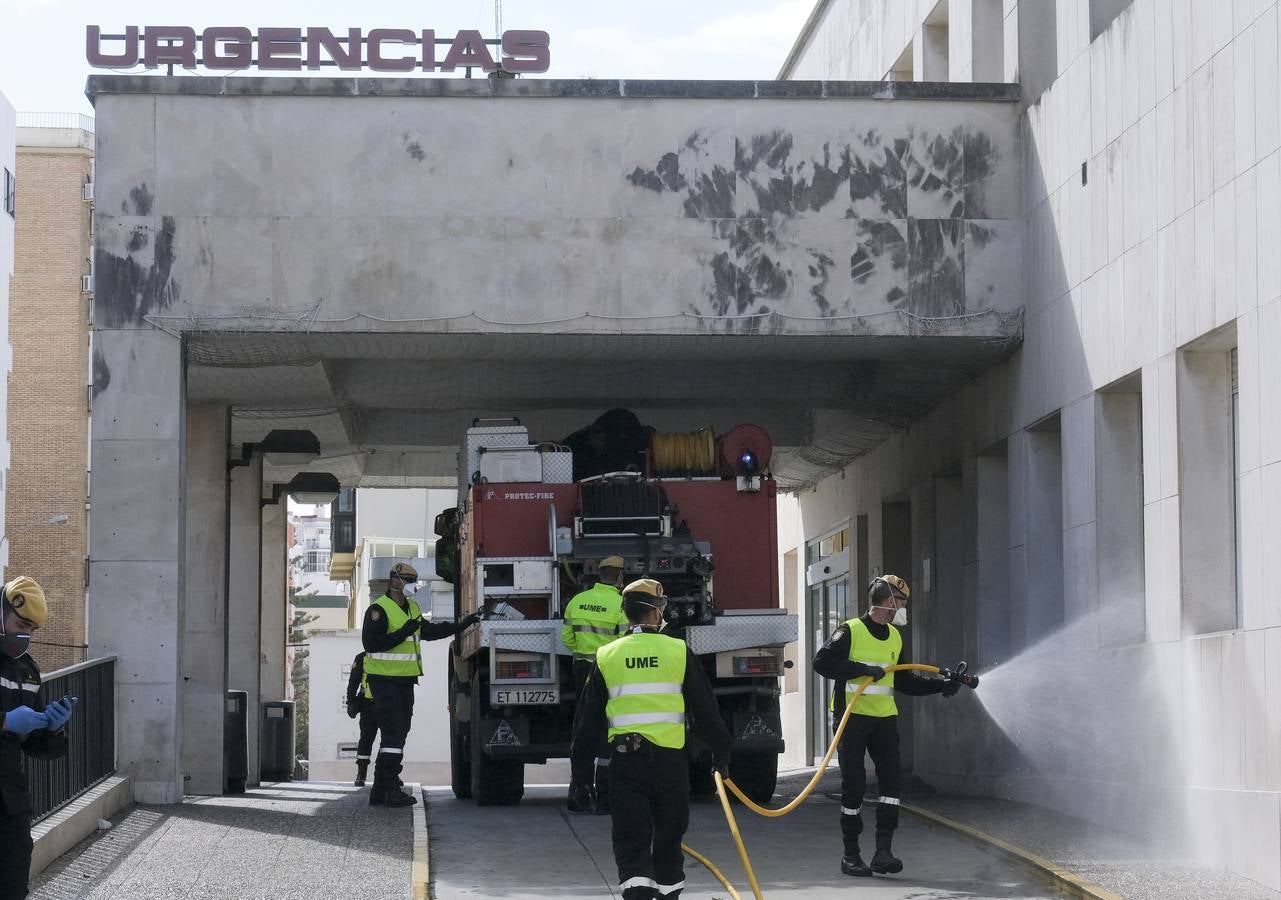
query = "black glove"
(346, 702, 359, 720)
(855, 663, 886, 681)
(459, 612, 482, 629)
(395, 617, 423, 639)
(941, 679, 961, 698)
(713, 758, 730, 782)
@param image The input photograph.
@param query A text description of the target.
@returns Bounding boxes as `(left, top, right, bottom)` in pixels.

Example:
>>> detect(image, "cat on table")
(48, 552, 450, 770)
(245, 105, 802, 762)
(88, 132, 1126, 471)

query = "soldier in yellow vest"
(562, 556, 629, 813)
(813, 575, 960, 877)
(570, 579, 731, 900)
(362, 561, 480, 808)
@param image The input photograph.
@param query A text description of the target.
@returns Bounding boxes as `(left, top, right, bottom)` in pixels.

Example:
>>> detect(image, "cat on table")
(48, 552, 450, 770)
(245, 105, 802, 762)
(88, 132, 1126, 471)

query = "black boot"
(841, 852, 872, 876)
(354, 761, 368, 787)
(567, 781, 593, 813)
(382, 789, 416, 808)
(870, 834, 903, 874)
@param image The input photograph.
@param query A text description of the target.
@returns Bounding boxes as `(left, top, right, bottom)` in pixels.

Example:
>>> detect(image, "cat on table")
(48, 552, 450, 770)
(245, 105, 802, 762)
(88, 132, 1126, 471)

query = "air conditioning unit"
(82, 181, 94, 202)
(80, 274, 93, 294)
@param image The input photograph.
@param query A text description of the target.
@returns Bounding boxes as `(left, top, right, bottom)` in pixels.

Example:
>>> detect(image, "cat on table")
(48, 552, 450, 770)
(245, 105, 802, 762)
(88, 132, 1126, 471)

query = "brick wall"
(8, 143, 92, 671)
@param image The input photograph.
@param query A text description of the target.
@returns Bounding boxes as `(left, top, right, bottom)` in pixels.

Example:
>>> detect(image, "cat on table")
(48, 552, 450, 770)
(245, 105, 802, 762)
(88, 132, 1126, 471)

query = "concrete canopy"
(185, 330, 1014, 489)
(89, 76, 1023, 490)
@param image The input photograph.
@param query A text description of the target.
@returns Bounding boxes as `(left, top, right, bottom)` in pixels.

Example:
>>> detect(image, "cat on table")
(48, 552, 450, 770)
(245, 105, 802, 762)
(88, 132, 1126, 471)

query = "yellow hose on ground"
(680, 840, 743, 900)
(651, 430, 717, 474)
(723, 664, 940, 816)
(681, 663, 943, 898)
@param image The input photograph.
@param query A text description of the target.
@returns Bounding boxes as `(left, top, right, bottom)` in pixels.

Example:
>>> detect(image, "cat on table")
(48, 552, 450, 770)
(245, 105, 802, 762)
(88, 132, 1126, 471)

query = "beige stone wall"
(8, 140, 92, 671)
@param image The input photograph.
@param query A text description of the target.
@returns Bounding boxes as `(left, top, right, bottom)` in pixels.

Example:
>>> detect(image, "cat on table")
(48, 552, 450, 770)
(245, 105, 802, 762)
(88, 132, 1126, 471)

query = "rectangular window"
(3, 168, 14, 217)
(1231, 348, 1242, 628)
(1025, 414, 1065, 649)
(1090, 0, 1135, 41)
(1177, 326, 1239, 634)
(1096, 374, 1146, 645)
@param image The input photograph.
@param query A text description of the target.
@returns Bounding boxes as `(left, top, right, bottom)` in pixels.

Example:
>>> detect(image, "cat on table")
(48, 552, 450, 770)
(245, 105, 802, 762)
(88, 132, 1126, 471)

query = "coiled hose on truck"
(680, 664, 942, 900)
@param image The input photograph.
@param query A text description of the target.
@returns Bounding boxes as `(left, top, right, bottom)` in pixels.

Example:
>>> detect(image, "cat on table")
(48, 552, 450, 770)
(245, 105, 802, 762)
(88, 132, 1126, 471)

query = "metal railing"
(15, 112, 96, 133)
(25, 656, 116, 822)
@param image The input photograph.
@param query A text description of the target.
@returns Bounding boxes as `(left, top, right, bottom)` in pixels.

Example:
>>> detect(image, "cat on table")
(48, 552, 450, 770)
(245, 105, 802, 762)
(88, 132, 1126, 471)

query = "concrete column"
(181, 404, 228, 796)
(228, 457, 263, 785)
(88, 329, 184, 804)
(933, 476, 966, 664)
(260, 499, 288, 701)
(976, 451, 1011, 668)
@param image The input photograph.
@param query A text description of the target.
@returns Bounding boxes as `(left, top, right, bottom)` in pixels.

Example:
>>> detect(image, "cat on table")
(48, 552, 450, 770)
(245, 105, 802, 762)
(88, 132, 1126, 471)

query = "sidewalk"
(777, 768, 1281, 900)
(29, 783, 414, 900)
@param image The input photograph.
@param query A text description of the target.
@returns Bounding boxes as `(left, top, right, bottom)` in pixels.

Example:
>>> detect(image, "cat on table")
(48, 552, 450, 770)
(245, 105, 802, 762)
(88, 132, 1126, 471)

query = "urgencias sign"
(85, 26, 550, 74)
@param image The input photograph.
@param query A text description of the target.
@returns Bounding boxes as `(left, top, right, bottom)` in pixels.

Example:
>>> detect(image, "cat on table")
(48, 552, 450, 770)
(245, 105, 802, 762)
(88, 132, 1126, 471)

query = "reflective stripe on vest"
(363, 595, 423, 678)
(596, 631, 687, 750)
(831, 618, 901, 717)
(563, 583, 626, 659)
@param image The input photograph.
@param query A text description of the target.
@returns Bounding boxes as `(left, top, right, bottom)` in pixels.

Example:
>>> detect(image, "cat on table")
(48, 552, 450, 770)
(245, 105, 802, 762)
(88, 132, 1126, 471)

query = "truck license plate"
(492, 687, 560, 705)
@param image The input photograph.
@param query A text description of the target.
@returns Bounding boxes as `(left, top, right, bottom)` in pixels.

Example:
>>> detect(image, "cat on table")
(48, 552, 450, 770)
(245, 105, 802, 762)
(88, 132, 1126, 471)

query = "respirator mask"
(0, 606, 31, 659)
(874, 605, 908, 627)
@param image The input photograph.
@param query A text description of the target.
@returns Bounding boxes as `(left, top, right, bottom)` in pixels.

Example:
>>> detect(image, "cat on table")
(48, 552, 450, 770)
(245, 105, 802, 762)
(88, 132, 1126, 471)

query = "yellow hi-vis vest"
(363, 594, 424, 678)
(561, 582, 627, 661)
(360, 667, 372, 700)
(596, 630, 687, 750)
(831, 617, 901, 718)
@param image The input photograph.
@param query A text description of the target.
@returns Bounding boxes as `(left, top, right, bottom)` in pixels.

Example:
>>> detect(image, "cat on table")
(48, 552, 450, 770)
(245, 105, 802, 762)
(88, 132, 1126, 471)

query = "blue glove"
(45, 698, 75, 731)
(3, 705, 48, 736)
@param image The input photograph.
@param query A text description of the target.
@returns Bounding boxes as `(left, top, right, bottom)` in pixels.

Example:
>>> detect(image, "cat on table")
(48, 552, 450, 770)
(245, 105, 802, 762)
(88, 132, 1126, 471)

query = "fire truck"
(435, 413, 798, 806)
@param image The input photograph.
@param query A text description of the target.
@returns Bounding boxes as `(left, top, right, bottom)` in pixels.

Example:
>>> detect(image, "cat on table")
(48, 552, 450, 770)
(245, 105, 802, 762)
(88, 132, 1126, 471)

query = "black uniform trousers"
(836, 713, 902, 854)
(610, 745, 689, 900)
(356, 705, 380, 767)
(0, 796, 33, 900)
(573, 659, 610, 800)
(369, 679, 414, 796)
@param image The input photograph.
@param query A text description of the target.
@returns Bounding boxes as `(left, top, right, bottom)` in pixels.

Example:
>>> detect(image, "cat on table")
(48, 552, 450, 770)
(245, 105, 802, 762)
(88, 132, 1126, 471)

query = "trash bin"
(224, 690, 248, 794)
(260, 700, 296, 782)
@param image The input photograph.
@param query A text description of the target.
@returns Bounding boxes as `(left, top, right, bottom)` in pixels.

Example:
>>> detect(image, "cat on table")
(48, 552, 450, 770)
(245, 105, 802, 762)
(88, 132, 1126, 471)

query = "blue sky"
(0, 0, 815, 115)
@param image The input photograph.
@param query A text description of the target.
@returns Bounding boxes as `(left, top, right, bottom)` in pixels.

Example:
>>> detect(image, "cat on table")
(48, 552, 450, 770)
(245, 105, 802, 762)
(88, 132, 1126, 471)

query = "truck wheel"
(470, 673, 525, 806)
(449, 647, 472, 800)
(729, 752, 778, 804)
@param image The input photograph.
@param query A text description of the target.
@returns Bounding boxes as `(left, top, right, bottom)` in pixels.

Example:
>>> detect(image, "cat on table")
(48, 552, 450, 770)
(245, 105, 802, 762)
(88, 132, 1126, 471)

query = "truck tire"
(448, 645, 472, 800)
(470, 672, 525, 806)
(729, 752, 778, 804)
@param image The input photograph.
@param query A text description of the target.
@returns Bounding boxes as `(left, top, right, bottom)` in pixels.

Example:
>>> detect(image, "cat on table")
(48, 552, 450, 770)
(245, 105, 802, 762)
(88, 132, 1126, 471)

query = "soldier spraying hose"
(812, 575, 978, 877)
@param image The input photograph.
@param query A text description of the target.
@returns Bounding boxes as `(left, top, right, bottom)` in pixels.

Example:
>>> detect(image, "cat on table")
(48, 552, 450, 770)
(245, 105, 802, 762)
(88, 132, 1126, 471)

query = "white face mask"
(872, 605, 908, 627)
(395, 578, 418, 596)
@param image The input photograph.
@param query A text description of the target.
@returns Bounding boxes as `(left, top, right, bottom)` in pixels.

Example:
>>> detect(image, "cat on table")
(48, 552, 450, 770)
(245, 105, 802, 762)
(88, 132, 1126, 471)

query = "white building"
(0, 91, 15, 570)
(778, 0, 1281, 890)
(308, 488, 461, 783)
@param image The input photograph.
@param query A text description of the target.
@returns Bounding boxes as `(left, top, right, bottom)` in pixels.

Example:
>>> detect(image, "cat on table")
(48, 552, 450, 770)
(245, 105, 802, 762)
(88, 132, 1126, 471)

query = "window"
(304, 550, 331, 573)
(1096, 374, 1145, 645)
(1177, 326, 1239, 634)
(3, 168, 14, 217)
(1090, 0, 1134, 41)
(1231, 348, 1242, 628)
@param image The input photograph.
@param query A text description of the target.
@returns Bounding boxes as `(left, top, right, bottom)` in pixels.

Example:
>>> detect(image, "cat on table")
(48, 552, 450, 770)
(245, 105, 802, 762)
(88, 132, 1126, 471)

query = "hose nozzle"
(941, 660, 979, 690)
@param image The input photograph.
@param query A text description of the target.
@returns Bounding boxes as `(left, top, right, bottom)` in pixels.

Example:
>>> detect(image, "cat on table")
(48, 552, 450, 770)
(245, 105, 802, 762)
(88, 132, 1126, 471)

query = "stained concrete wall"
(787, 0, 1281, 889)
(87, 329, 184, 803)
(88, 78, 1020, 342)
